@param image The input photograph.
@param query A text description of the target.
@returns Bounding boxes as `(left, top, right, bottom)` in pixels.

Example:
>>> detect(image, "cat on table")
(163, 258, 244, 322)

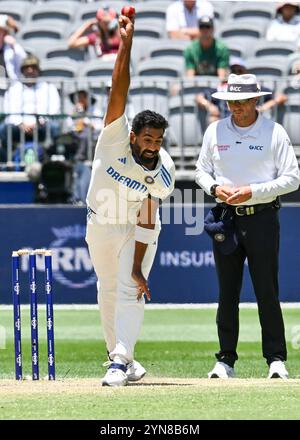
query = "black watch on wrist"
(210, 184, 219, 198)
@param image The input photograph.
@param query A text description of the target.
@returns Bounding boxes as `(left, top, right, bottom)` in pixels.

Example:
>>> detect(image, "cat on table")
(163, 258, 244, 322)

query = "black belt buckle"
(235, 206, 255, 216)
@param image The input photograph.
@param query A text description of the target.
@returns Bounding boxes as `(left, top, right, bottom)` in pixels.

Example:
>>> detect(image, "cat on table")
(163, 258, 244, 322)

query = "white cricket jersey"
(166, 0, 214, 31)
(195, 113, 300, 204)
(87, 114, 175, 223)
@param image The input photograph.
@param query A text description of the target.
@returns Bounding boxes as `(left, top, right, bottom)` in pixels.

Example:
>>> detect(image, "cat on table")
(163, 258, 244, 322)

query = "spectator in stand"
(266, 2, 300, 46)
(0, 14, 26, 80)
(65, 89, 102, 204)
(288, 58, 300, 88)
(68, 6, 120, 61)
(0, 55, 61, 162)
(184, 16, 229, 80)
(166, 0, 214, 40)
(67, 89, 102, 137)
(196, 57, 288, 124)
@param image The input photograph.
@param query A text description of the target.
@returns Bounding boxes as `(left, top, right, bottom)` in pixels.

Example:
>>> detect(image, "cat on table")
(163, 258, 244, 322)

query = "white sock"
(113, 355, 127, 366)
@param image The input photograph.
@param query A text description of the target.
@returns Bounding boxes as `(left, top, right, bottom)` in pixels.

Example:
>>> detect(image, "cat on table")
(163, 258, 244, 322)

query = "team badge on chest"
(145, 176, 155, 184)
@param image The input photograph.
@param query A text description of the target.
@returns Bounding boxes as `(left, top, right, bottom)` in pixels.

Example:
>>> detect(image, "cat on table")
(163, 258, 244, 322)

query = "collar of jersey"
(226, 112, 263, 139)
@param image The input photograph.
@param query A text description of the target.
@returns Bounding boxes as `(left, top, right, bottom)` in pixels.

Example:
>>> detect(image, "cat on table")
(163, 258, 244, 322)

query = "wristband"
(135, 225, 160, 244)
(210, 184, 220, 198)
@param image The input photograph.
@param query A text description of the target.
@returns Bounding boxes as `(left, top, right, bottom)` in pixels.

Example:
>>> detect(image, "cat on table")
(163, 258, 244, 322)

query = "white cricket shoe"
(102, 363, 128, 387)
(208, 361, 235, 379)
(268, 361, 288, 379)
(126, 360, 146, 382)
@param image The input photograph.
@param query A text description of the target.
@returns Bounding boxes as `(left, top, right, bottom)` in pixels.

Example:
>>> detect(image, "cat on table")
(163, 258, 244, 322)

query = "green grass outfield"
(0, 306, 300, 420)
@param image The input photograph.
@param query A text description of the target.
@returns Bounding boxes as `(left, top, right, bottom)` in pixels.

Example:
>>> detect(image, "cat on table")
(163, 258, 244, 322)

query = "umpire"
(196, 74, 300, 379)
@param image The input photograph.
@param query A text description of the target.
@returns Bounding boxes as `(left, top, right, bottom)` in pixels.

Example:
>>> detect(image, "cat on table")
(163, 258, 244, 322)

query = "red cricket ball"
(121, 6, 135, 17)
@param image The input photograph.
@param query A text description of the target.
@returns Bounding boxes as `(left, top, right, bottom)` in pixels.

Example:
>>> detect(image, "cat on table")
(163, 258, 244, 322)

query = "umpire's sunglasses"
(227, 99, 251, 104)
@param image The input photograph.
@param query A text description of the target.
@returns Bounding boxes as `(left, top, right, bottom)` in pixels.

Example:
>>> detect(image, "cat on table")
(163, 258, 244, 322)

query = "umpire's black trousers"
(213, 206, 287, 367)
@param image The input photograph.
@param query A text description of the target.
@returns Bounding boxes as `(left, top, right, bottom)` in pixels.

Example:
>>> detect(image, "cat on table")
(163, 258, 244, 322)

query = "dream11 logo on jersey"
(20, 225, 97, 289)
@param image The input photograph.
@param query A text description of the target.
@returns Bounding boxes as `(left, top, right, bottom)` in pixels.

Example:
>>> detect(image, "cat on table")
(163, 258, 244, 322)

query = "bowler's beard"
(131, 142, 159, 168)
(141, 149, 159, 164)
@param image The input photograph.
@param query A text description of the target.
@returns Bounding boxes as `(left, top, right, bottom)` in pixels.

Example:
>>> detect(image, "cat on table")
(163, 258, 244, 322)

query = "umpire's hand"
(226, 186, 252, 204)
(215, 185, 235, 201)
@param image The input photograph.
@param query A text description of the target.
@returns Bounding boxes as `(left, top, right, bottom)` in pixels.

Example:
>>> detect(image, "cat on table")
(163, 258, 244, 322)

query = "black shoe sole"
(210, 374, 220, 378)
(270, 373, 281, 378)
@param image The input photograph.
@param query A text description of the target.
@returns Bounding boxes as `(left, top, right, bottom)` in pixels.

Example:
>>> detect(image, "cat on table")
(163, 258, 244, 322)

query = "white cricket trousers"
(86, 215, 157, 363)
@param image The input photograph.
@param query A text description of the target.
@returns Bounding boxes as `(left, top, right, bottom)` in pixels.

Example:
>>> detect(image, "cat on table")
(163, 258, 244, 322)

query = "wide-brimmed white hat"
(212, 74, 272, 101)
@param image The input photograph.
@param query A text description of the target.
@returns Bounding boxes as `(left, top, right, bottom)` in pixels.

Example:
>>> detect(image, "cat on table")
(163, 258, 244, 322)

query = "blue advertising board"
(0, 205, 299, 304)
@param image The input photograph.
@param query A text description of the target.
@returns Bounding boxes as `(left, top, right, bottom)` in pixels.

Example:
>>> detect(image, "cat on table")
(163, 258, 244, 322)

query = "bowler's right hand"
(118, 13, 135, 40)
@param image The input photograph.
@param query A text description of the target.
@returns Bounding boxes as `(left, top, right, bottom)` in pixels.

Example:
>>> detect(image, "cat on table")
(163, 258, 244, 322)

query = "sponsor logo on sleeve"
(216, 144, 231, 151)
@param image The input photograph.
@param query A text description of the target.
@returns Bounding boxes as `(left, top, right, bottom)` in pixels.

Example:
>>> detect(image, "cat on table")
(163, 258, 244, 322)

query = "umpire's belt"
(219, 199, 280, 217)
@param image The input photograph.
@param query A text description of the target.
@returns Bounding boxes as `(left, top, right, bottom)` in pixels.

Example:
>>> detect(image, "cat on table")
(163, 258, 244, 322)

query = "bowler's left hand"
(226, 186, 252, 205)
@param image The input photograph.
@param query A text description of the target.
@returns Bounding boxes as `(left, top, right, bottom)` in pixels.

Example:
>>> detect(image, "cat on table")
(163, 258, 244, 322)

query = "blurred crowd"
(1, 1, 300, 203)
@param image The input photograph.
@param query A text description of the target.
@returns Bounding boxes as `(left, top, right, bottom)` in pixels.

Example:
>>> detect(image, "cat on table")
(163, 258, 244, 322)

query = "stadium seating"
(253, 40, 297, 59)
(282, 95, 300, 144)
(78, 59, 116, 80)
(40, 58, 79, 78)
(1, 0, 300, 173)
(131, 37, 155, 71)
(129, 78, 169, 117)
(228, 3, 275, 22)
(132, 2, 168, 36)
(287, 53, 300, 75)
(211, 1, 230, 20)
(136, 58, 184, 78)
(74, 3, 102, 21)
(217, 21, 265, 40)
(180, 76, 220, 97)
(168, 96, 203, 147)
(148, 39, 190, 59)
(45, 42, 87, 62)
(134, 22, 164, 39)
(21, 39, 61, 59)
(19, 22, 67, 41)
(224, 39, 249, 58)
(75, 2, 123, 21)
(246, 56, 288, 77)
(0, 1, 29, 22)
(255, 75, 282, 93)
(283, 76, 300, 95)
(27, 3, 76, 23)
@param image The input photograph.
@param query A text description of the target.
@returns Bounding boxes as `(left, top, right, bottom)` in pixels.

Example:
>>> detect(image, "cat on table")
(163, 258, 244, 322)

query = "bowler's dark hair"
(131, 110, 168, 135)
